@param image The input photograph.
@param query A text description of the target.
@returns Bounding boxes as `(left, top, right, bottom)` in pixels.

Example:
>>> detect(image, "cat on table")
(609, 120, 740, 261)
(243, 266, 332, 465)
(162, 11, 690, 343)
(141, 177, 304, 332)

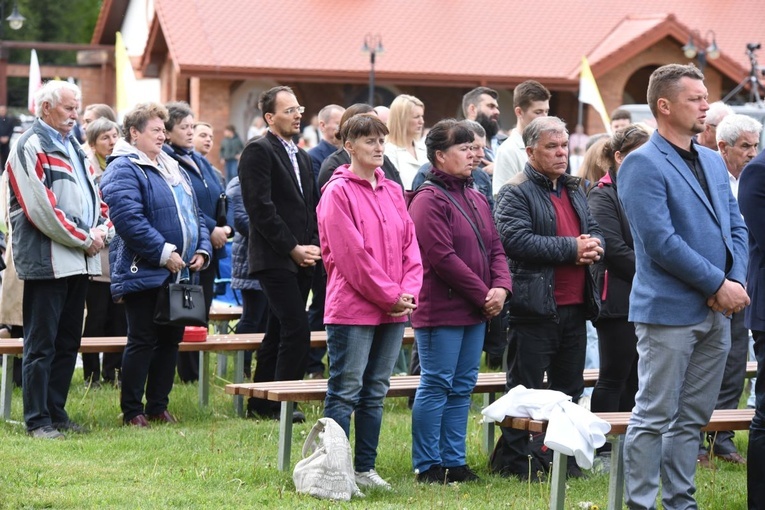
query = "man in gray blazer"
(618, 64, 750, 509)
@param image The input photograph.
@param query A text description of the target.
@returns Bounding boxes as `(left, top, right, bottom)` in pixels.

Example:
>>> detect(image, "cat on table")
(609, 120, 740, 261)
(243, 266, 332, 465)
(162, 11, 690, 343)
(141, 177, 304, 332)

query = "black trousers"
(22, 275, 89, 431)
(590, 317, 639, 413)
(749, 329, 765, 509)
(236, 288, 269, 377)
(306, 260, 327, 375)
(121, 287, 184, 421)
(247, 267, 312, 415)
(82, 280, 126, 383)
(496, 305, 587, 477)
(176, 264, 216, 383)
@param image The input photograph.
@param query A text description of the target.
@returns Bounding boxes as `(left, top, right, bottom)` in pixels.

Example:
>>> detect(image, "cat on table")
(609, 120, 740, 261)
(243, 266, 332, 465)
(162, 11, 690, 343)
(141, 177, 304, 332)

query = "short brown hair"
(341, 114, 388, 144)
(513, 80, 551, 110)
(646, 64, 704, 118)
(123, 102, 169, 143)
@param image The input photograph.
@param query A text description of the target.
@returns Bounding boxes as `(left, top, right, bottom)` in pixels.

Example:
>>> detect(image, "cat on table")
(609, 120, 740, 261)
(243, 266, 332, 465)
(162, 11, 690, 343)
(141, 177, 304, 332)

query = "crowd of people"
(2, 62, 765, 507)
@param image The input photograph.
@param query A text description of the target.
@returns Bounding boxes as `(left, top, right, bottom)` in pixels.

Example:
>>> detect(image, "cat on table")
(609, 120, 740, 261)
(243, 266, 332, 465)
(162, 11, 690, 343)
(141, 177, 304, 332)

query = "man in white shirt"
(493, 80, 550, 195)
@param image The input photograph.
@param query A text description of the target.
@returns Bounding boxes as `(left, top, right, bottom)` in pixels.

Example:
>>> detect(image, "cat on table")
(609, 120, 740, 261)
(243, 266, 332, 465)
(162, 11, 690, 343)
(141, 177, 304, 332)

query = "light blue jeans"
(323, 323, 404, 472)
(411, 324, 484, 473)
(624, 310, 730, 510)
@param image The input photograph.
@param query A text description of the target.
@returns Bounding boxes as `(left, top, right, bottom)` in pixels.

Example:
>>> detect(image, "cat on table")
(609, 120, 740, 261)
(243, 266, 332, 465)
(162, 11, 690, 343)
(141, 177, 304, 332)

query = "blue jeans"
(324, 323, 404, 472)
(411, 324, 484, 473)
(624, 310, 729, 510)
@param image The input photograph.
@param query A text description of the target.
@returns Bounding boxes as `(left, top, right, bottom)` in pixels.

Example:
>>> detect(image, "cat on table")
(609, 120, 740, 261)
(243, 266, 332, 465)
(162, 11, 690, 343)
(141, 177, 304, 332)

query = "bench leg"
(198, 351, 210, 408)
(233, 350, 244, 417)
(607, 435, 625, 510)
(217, 353, 227, 378)
(549, 450, 567, 510)
(482, 392, 496, 453)
(1, 354, 13, 421)
(277, 401, 294, 471)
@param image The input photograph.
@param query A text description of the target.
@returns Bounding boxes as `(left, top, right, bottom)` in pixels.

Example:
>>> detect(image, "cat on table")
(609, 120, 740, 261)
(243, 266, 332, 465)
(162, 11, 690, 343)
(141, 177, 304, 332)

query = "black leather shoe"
(53, 420, 89, 434)
(28, 425, 65, 439)
(445, 465, 479, 483)
(417, 465, 447, 484)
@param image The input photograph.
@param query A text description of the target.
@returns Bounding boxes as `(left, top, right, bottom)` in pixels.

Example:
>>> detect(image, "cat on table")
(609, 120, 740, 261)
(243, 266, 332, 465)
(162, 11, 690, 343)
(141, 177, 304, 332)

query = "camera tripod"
(722, 43, 765, 106)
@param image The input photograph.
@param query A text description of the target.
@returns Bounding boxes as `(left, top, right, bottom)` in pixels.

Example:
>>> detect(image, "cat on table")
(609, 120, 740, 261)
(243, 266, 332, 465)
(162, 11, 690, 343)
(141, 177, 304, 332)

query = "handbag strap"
(302, 419, 326, 458)
(422, 180, 487, 258)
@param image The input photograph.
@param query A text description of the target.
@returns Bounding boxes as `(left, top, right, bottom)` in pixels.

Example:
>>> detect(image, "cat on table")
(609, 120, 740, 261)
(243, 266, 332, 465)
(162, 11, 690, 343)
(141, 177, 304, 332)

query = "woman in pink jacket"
(317, 114, 423, 491)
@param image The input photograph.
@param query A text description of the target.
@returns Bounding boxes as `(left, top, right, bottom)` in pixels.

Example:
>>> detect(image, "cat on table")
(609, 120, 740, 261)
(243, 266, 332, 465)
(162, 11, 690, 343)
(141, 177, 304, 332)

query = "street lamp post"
(682, 29, 720, 73)
(362, 34, 383, 106)
(0, 0, 25, 105)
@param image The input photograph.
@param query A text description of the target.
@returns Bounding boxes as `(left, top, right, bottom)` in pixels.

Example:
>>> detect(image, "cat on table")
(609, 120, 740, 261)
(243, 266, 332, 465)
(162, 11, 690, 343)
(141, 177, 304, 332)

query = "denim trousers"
(411, 324, 484, 473)
(624, 310, 729, 510)
(324, 323, 404, 472)
(22, 275, 89, 431)
(121, 287, 185, 421)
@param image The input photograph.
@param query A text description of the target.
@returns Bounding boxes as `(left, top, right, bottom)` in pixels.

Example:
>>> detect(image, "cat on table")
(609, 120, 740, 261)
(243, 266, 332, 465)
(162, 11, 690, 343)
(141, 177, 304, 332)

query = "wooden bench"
(499, 408, 755, 510)
(224, 368, 606, 471)
(0, 333, 266, 421)
(0, 327, 416, 422)
(225, 362, 757, 472)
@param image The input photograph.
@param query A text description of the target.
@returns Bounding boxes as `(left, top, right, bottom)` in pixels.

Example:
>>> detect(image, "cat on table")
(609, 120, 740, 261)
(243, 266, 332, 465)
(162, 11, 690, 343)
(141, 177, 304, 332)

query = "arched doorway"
(622, 65, 659, 104)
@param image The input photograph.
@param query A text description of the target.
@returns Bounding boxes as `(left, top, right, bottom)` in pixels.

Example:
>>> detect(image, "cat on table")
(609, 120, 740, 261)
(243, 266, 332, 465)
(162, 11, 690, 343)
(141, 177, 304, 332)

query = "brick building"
(92, 0, 765, 162)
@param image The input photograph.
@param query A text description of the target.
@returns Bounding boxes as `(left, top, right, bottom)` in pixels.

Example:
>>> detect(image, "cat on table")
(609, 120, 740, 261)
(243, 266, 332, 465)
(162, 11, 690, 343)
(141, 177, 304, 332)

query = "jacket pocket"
(508, 270, 552, 319)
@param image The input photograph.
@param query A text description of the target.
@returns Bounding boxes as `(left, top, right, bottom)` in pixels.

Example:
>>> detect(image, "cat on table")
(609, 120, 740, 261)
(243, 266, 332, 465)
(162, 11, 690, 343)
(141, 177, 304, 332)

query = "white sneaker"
(354, 469, 392, 490)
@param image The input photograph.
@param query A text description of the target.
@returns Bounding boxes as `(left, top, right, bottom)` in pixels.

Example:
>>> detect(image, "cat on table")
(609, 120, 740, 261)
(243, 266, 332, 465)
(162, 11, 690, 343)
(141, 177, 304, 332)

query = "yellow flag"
(115, 32, 136, 117)
(578, 56, 611, 134)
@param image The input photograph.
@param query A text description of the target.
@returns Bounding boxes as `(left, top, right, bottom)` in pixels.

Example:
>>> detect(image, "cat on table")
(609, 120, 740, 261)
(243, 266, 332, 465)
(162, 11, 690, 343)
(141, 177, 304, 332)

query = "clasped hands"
(389, 293, 417, 317)
(575, 234, 603, 266)
(85, 228, 106, 257)
(290, 244, 321, 267)
(707, 279, 750, 318)
(165, 252, 205, 273)
(483, 287, 508, 319)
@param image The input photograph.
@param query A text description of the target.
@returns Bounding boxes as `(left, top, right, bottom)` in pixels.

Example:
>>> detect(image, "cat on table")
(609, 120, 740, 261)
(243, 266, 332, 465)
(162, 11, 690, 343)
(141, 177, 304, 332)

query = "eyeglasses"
(283, 106, 305, 116)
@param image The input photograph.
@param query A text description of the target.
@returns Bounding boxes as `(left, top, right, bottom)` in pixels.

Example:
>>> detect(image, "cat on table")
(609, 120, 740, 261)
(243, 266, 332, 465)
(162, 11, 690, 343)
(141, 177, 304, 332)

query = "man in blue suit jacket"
(737, 148, 765, 509)
(619, 64, 750, 510)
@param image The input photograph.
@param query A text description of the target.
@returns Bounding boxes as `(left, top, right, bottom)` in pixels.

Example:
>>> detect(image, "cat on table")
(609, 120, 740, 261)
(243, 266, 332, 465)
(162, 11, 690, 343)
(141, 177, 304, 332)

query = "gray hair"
(86, 117, 121, 147)
(318, 104, 344, 123)
(34, 81, 81, 118)
(716, 114, 763, 146)
(459, 119, 486, 139)
(706, 101, 734, 127)
(523, 116, 568, 148)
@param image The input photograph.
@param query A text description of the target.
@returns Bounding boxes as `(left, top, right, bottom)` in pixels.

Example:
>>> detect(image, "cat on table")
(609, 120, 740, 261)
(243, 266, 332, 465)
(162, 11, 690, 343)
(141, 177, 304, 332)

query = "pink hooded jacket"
(318, 165, 423, 325)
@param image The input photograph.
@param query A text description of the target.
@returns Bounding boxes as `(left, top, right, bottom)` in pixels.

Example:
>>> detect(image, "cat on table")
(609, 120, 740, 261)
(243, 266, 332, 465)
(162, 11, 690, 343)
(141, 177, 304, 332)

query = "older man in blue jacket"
(619, 64, 749, 510)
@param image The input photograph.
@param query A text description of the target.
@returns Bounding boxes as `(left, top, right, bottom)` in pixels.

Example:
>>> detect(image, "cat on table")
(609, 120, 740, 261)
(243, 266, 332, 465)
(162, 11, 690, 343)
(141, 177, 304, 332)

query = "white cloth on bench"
(481, 385, 610, 469)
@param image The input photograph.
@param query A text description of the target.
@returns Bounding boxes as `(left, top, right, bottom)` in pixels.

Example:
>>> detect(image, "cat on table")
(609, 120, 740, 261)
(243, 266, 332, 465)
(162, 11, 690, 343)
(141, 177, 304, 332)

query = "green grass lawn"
(0, 359, 750, 509)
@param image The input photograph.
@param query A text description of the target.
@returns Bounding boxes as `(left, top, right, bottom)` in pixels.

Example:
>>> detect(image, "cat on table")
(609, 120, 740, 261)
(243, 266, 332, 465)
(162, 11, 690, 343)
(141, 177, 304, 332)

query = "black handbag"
(215, 192, 228, 227)
(154, 275, 207, 327)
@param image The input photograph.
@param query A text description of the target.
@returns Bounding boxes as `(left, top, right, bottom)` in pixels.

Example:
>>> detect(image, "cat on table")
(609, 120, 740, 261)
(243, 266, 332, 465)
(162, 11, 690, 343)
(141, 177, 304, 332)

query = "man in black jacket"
(239, 86, 320, 422)
(491, 116, 604, 479)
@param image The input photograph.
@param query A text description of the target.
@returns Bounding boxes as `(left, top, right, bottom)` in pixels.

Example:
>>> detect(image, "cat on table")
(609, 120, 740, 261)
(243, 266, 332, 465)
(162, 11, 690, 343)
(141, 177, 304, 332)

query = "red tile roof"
(97, 0, 765, 87)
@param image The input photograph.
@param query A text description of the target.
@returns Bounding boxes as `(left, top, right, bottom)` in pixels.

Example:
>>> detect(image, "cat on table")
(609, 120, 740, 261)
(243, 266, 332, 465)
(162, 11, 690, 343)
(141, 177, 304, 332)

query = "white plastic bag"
(293, 417, 364, 501)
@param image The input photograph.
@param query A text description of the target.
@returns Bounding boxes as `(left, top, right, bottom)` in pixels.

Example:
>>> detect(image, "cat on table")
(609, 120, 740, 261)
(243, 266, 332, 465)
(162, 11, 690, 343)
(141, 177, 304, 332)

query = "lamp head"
(6, 4, 25, 31)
